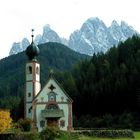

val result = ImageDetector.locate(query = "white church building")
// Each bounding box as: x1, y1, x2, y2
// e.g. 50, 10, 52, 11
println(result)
24, 32, 73, 132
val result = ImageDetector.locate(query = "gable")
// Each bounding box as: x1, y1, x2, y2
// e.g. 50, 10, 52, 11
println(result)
34, 76, 72, 103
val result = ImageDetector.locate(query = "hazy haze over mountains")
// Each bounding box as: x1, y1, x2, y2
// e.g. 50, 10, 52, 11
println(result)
9, 17, 138, 56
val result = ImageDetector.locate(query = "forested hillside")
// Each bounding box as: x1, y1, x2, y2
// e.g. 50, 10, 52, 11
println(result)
0, 42, 88, 119
1, 36, 140, 129
57, 35, 140, 129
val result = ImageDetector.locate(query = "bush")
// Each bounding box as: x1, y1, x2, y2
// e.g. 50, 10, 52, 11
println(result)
74, 129, 134, 138
18, 118, 32, 132
40, 127, 60, 140
0, 132, 40, 140
0, 110, 12, 133
24, 132, 40, 140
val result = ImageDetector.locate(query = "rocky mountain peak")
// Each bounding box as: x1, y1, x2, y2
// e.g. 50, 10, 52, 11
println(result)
68, 17, 138, 55
9, 17, 138, 56
111, 20, 119, 27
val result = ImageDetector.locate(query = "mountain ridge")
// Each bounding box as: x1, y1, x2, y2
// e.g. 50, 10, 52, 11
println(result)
9, 17, 138, 56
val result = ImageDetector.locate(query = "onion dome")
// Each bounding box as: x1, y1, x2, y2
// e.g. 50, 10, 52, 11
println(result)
26, 29, 39, 61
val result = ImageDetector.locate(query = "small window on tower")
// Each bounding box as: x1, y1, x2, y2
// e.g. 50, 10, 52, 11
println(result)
36, 67, 39, 74
28, 108, 31, 113
60, 120, 65, 127
40, 120, 45, 128
28, 106, 32, 113
28, 66, 32, 74
28, 92, 31, 97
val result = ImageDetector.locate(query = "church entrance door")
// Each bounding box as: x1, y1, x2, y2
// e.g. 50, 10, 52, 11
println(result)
47, 118, 59, 127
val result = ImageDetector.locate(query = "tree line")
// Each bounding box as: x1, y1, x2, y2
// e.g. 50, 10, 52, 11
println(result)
1, 36, 140, 129
55, 35, 140, 129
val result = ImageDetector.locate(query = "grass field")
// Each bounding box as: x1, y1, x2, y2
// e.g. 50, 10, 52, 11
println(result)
56, 132, 140, 140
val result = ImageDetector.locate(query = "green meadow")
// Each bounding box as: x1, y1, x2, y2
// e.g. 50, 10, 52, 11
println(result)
56, 132, 140, 140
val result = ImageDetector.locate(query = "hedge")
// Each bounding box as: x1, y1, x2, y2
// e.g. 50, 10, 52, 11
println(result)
0, 132, 40, 140
72, 129, 134, 138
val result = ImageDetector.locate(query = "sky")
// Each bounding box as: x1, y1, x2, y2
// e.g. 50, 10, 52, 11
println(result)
0, 0, 140, 59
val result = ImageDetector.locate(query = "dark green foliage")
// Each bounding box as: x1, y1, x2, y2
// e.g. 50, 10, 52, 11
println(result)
40, 127, 60, 140
7, 132, 40, 140
24, 132, 40, 140
0, 42, 88, 120
19, 132, 40, 140
57, 35, 140, 129
0, 96, 21, 120
17, 118, 33, 132
74, 112, 134, 129
73, 129, 134, 138
1, 35, 140, 129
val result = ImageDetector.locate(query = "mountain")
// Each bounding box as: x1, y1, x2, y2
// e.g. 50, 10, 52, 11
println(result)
9, 17, 138, 56
9, 38, 30, 55
9, 25, 68, 55
35, 24, 62, 44
0, 42, 88, 99
68, 17, 138, 55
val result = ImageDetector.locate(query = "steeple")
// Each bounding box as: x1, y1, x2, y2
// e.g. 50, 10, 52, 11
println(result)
26, 29, 40, 61
25, 29, 41, 123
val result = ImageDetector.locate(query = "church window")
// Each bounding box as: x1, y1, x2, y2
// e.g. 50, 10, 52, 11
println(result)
28, 92, 31, 97
28, 106, 32, 113
28, 66, 32, 74
49, 84, 56, 91
40, 120, 45, 128
36, 66, 39, 74
60, 120, 65, 127
61, 96, 64, 102
28, 108, 31, 113
41, 97, 44, 102
48, 92, 56, 101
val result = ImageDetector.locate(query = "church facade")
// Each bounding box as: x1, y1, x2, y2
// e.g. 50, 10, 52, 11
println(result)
25, 33, 73, 132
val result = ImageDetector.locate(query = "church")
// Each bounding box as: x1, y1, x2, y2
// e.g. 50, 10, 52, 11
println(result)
24, 31, 73, 132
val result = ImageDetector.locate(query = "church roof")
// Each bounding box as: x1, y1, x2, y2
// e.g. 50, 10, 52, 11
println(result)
33, 71, 73, 103
26, 29, 39, 61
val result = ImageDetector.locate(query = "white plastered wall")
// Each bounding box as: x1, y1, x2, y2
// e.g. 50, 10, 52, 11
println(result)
35, 78, 71, 131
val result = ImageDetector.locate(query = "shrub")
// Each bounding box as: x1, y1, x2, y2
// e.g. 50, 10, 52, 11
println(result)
40, 127, 60, 140
0, 110, 12, 133
73, 129, 134, 138
18, 118, 32, 132
24, 132, 40, 140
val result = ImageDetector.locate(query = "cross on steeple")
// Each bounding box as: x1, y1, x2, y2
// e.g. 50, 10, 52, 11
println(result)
31, 29, 34, 42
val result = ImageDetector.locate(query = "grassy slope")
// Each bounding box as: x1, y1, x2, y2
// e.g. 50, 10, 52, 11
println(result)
56, 132, 140, 140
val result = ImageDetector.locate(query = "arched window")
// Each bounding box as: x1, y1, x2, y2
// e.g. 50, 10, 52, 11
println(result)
27, 66, 32, 74
48, 92, 56, 101
36, 66, 39, 74
60, 120, 65, 127
28, 92, 31, 97
40, 120, 45, 128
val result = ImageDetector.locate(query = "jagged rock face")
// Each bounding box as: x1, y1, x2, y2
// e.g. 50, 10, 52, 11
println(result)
41, 24, 61, 43
60, 38, 68, 46
9, 17, 138, 56
9, 42, 21, 55
9, 38, 30, 55
9, 25, 62, 55
68, 17, 137, 55
34, 24, 62, 45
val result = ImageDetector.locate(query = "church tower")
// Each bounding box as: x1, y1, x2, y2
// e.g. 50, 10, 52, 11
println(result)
25, 29, 41, 120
